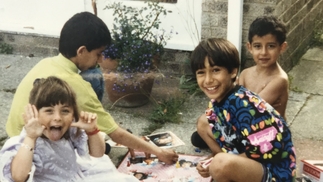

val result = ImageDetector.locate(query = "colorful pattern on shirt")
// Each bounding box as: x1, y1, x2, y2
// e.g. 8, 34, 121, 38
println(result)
206, 85, 296, 181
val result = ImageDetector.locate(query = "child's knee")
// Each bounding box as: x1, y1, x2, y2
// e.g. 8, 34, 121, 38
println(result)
209, 153, 233, 179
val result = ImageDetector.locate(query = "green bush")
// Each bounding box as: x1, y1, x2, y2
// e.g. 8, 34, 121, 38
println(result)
0, 42, 13, 54
311, 21, 323, 47
179, 74, 203, 96
141, 95, 186, 135
149, 96, 186, 124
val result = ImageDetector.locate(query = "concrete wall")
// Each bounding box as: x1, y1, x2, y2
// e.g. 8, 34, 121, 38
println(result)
0, 32, 59, 57
202, 0, 323, 72
0, 0, 201, 52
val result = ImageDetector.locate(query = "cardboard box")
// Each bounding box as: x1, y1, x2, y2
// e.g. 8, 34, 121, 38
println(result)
300, 160, 323, 182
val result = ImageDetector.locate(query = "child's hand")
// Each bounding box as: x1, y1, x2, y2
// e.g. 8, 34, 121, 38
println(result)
23, 104, 45, 139
196, 162, 210, 178
199, 157, 213, 169
157, 148, 178, 165
70, 111, 98, 133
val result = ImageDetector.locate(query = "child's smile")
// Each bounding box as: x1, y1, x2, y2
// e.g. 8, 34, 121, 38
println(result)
38, 103, 74, 141
204, 85, 220, 96
196, 57, 237, 103
247, 34, 286, 68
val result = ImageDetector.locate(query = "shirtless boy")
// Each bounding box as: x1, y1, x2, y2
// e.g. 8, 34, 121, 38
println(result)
238, 15, 289, 119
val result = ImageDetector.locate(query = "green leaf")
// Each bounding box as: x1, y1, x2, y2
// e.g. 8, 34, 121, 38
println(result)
103, 1, 173, 73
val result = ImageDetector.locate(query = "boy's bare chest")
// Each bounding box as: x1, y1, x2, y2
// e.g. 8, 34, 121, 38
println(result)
244, 74, 271, 93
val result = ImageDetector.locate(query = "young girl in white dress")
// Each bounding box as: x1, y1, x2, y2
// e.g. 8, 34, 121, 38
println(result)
0, 76, 139, 182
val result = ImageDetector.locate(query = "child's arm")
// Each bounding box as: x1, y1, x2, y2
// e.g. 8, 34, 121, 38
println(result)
238, 69, 288, 117
256, 76, 289, 119
86, 128, 105, 157
256, 77, 288, 106
237, 69, 246, 86
238, 68, 288, 105
11, 104, 44, 182
108, 128, 178, 164
71, 111, 105, 157
197, 114, 222, 155
11, 137, 36, 182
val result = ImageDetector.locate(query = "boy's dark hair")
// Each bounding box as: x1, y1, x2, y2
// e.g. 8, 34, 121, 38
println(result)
248, 16, 287, 45
59, 12, 111, 59
190, 38, 240, 81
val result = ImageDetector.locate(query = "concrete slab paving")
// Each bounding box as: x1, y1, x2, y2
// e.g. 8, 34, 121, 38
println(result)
293, 139, 323, 166
301, 46, 323, 62
289, 95, 323, 140
286, 46, 323, 177
285, 91, 310, 126
0, 54, 42, 90
0, 91, 13, 145
0, 55, 42, 143
288, 53, 323, 95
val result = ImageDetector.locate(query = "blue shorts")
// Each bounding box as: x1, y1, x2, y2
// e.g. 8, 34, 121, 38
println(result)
80, 66, 104, 102
262, 166, 272, 182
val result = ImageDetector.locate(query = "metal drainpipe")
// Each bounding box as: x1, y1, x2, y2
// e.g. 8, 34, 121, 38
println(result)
227, 0, 243, 72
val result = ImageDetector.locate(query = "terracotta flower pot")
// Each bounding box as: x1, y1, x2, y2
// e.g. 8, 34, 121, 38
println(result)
102, 71, 155, 107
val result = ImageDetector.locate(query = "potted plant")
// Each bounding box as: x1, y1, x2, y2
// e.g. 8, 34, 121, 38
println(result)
101, 1, 173, 107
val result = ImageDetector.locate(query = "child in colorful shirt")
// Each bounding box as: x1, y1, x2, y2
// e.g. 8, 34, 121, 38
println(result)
191, 15, 289, 150
192, 38, 296, 182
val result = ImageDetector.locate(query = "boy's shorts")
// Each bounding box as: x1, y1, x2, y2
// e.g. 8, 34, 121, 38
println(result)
262, 166, 272, 182
262, 165, 296, 182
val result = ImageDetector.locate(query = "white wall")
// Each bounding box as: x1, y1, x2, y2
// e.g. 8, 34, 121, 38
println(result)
0, 0, 201, 51
227, 0, 243, 60
0, 0, 91, 37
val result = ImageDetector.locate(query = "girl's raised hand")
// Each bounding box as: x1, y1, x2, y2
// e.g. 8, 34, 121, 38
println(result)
22, 104, 45, 139
70, 111, 98, 133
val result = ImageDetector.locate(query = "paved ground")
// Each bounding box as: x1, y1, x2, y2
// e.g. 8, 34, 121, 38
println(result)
1, 46, 323, 178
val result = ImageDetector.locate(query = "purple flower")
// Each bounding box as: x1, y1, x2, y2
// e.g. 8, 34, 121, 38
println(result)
103, 1, 173, 74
